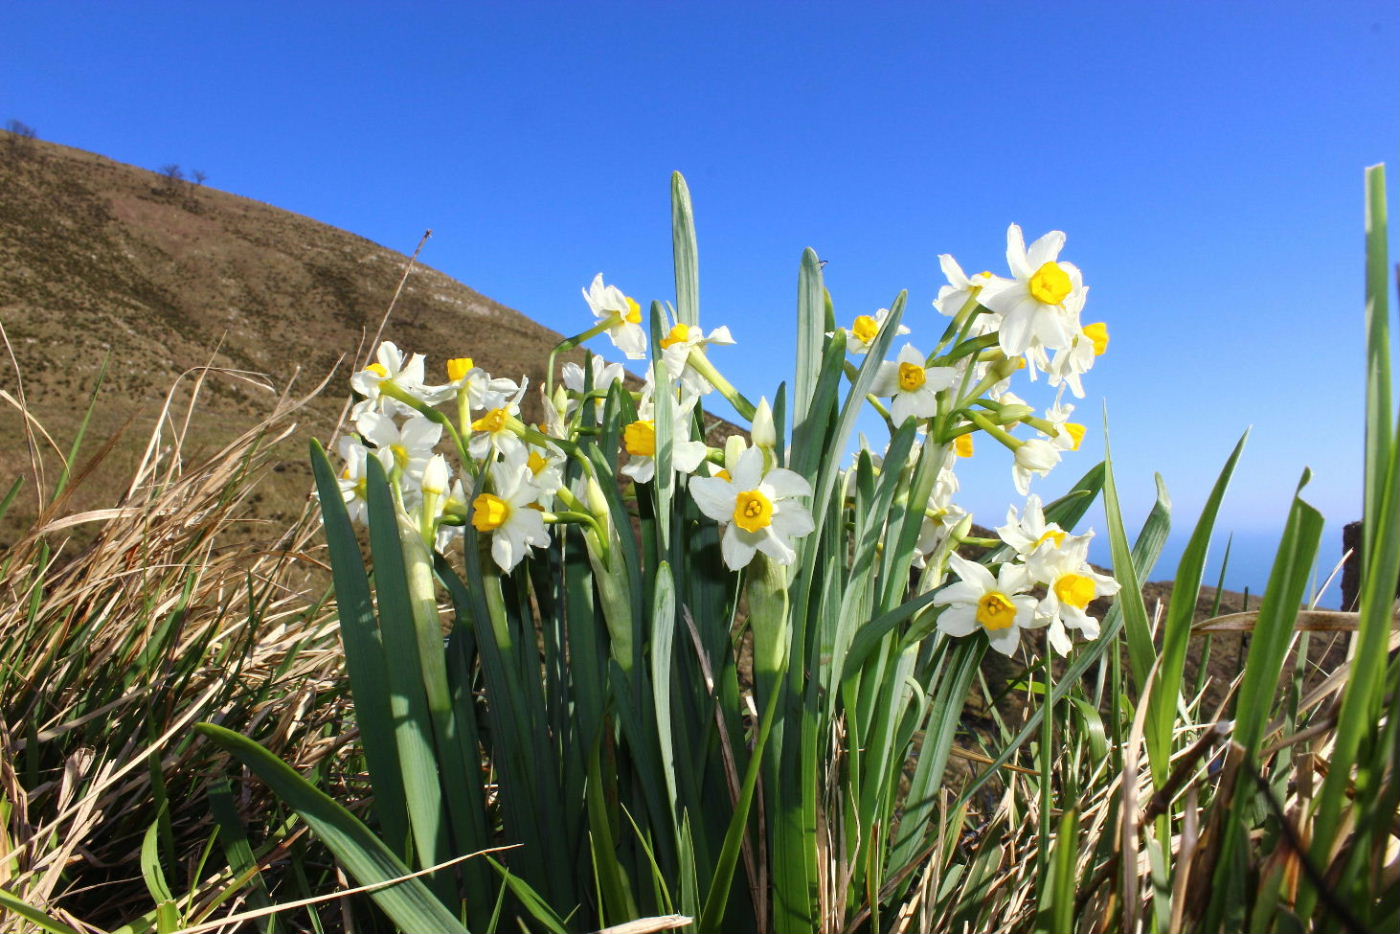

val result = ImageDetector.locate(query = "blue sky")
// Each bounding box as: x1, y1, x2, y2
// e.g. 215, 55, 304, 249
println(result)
6, 1, 1398, 600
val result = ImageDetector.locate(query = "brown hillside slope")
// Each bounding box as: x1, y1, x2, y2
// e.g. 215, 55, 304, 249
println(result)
0, 134, 579, 540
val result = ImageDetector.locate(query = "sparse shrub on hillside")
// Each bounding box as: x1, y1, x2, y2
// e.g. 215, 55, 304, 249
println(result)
3, 119, 38, 160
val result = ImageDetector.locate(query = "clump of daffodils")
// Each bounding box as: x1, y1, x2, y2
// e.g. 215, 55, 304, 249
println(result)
330, 220, 1117, 659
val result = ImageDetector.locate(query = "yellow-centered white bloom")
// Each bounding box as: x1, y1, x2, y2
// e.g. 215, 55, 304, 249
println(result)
621, 390, 709, 484
582, 273, 647, 359
870, 344, 960, 424
1042, 401, 1087, 453
1026, 531, 1119, 654
932, 553, 1038, 656
350, 341, 445, 417
658, 321, 735, 394
470, 445, 551, 572
997, 494, 1067, 558
561, 355, 626, 419
1043, 322, 1107, 399
354, 410, 443, 502
838, 307, 909, 355
978, 224, 1087, 356
468, 378, 529, 461
333, 436, 391, 525
689, 445, 814, 570
933, 255, 1003, 334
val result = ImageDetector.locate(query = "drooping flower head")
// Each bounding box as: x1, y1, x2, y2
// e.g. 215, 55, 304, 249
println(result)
582, 274, 647, 359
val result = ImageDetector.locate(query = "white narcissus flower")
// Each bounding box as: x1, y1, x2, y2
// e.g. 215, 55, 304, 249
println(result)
932, 553, 1038, 656
978, 224, 1087, 356
582, 274, 647, 360
689, 445, 815, 570
933, 255, 1003, 334
621, 390, 709, 484
1042, 401, 1087, 453
350, 341, 446, 417
470, 445, 552, 572
334, 436, 391, 525
468, 378, 529, 461
1044, 321, 1108, 399
355, 410, 443, 502
561, 355, 626, 418
1012, 438, 1061, 495
523, 443, 566, 506
838, 308, 910, 355
658, 322, 735, 394
1026, 532, 1119, 654
997, 494, 1067, 559
870, 344, 960, 424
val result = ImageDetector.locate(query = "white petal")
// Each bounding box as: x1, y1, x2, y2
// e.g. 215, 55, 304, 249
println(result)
938, 604, 980, 637
763, 467, 812, 499
1025, 230, 1066, 269
731, 445, 765, 489
986, 625, 1022, 656
755, 528, 797, 564
947, 552, 995, 591
721, 524, 757, 570
689, 476, 736, 521
770, 504, 814, 539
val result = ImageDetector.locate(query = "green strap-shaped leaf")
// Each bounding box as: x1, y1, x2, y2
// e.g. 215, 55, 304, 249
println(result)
308, 440, 409, 854
672, 172, 700, 328
196, 723, 467, 933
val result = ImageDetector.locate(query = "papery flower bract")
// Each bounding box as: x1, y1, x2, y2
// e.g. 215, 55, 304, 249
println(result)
978, 224, 1087, 356
582, 274, 647, 359
932, 553, 1037, 656
470, 445, 551, 571
870, 344, 960, 424
659, 322, 735, 394
690, 445, 814, 570
1012, 438, 1061, 495
839, 308, 909, 355
1027, 531, 1120, 654
434, 477, 469, 553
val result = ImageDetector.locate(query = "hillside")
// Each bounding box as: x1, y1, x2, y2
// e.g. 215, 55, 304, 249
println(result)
0, 133, 584, 540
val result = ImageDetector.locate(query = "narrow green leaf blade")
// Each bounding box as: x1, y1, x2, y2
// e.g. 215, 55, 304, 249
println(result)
196, 723, 467, 934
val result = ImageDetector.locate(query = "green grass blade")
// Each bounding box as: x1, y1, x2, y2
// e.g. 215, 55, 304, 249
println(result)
52, 351, 109, 502
0, 475, 23, 526
1041, 806, 1080, 934
1101, 415, 1169, 759
308, 440, 410, 853
1148, 430, 1247, 784
1362, 163, 1392, 586
672, 172, 700, 327
196, 723, 468, 934
0, 887, 84, 934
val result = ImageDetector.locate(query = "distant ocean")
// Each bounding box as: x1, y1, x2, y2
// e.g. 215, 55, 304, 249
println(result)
1087, 527, 1353, 611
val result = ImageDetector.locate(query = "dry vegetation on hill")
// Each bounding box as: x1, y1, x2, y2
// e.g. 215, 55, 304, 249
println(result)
0, 133, 580, 547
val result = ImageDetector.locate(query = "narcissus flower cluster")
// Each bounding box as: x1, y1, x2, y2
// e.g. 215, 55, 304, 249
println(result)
329, 222, 1116, 659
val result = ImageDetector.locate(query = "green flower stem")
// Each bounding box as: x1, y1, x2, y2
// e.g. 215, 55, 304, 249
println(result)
967, 409, 1023, 450
547, 321, 615, 397
933, 331, 999, 367
933, 295, 987, 355
685, 349, 757, 421
377, 381, 472, 468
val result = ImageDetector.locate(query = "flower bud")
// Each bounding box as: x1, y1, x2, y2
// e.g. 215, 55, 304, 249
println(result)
998, 404, 1035, 424
751, 397, 776, 450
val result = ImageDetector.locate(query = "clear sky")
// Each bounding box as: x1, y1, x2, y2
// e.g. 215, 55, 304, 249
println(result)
5, 1, 1398, 601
